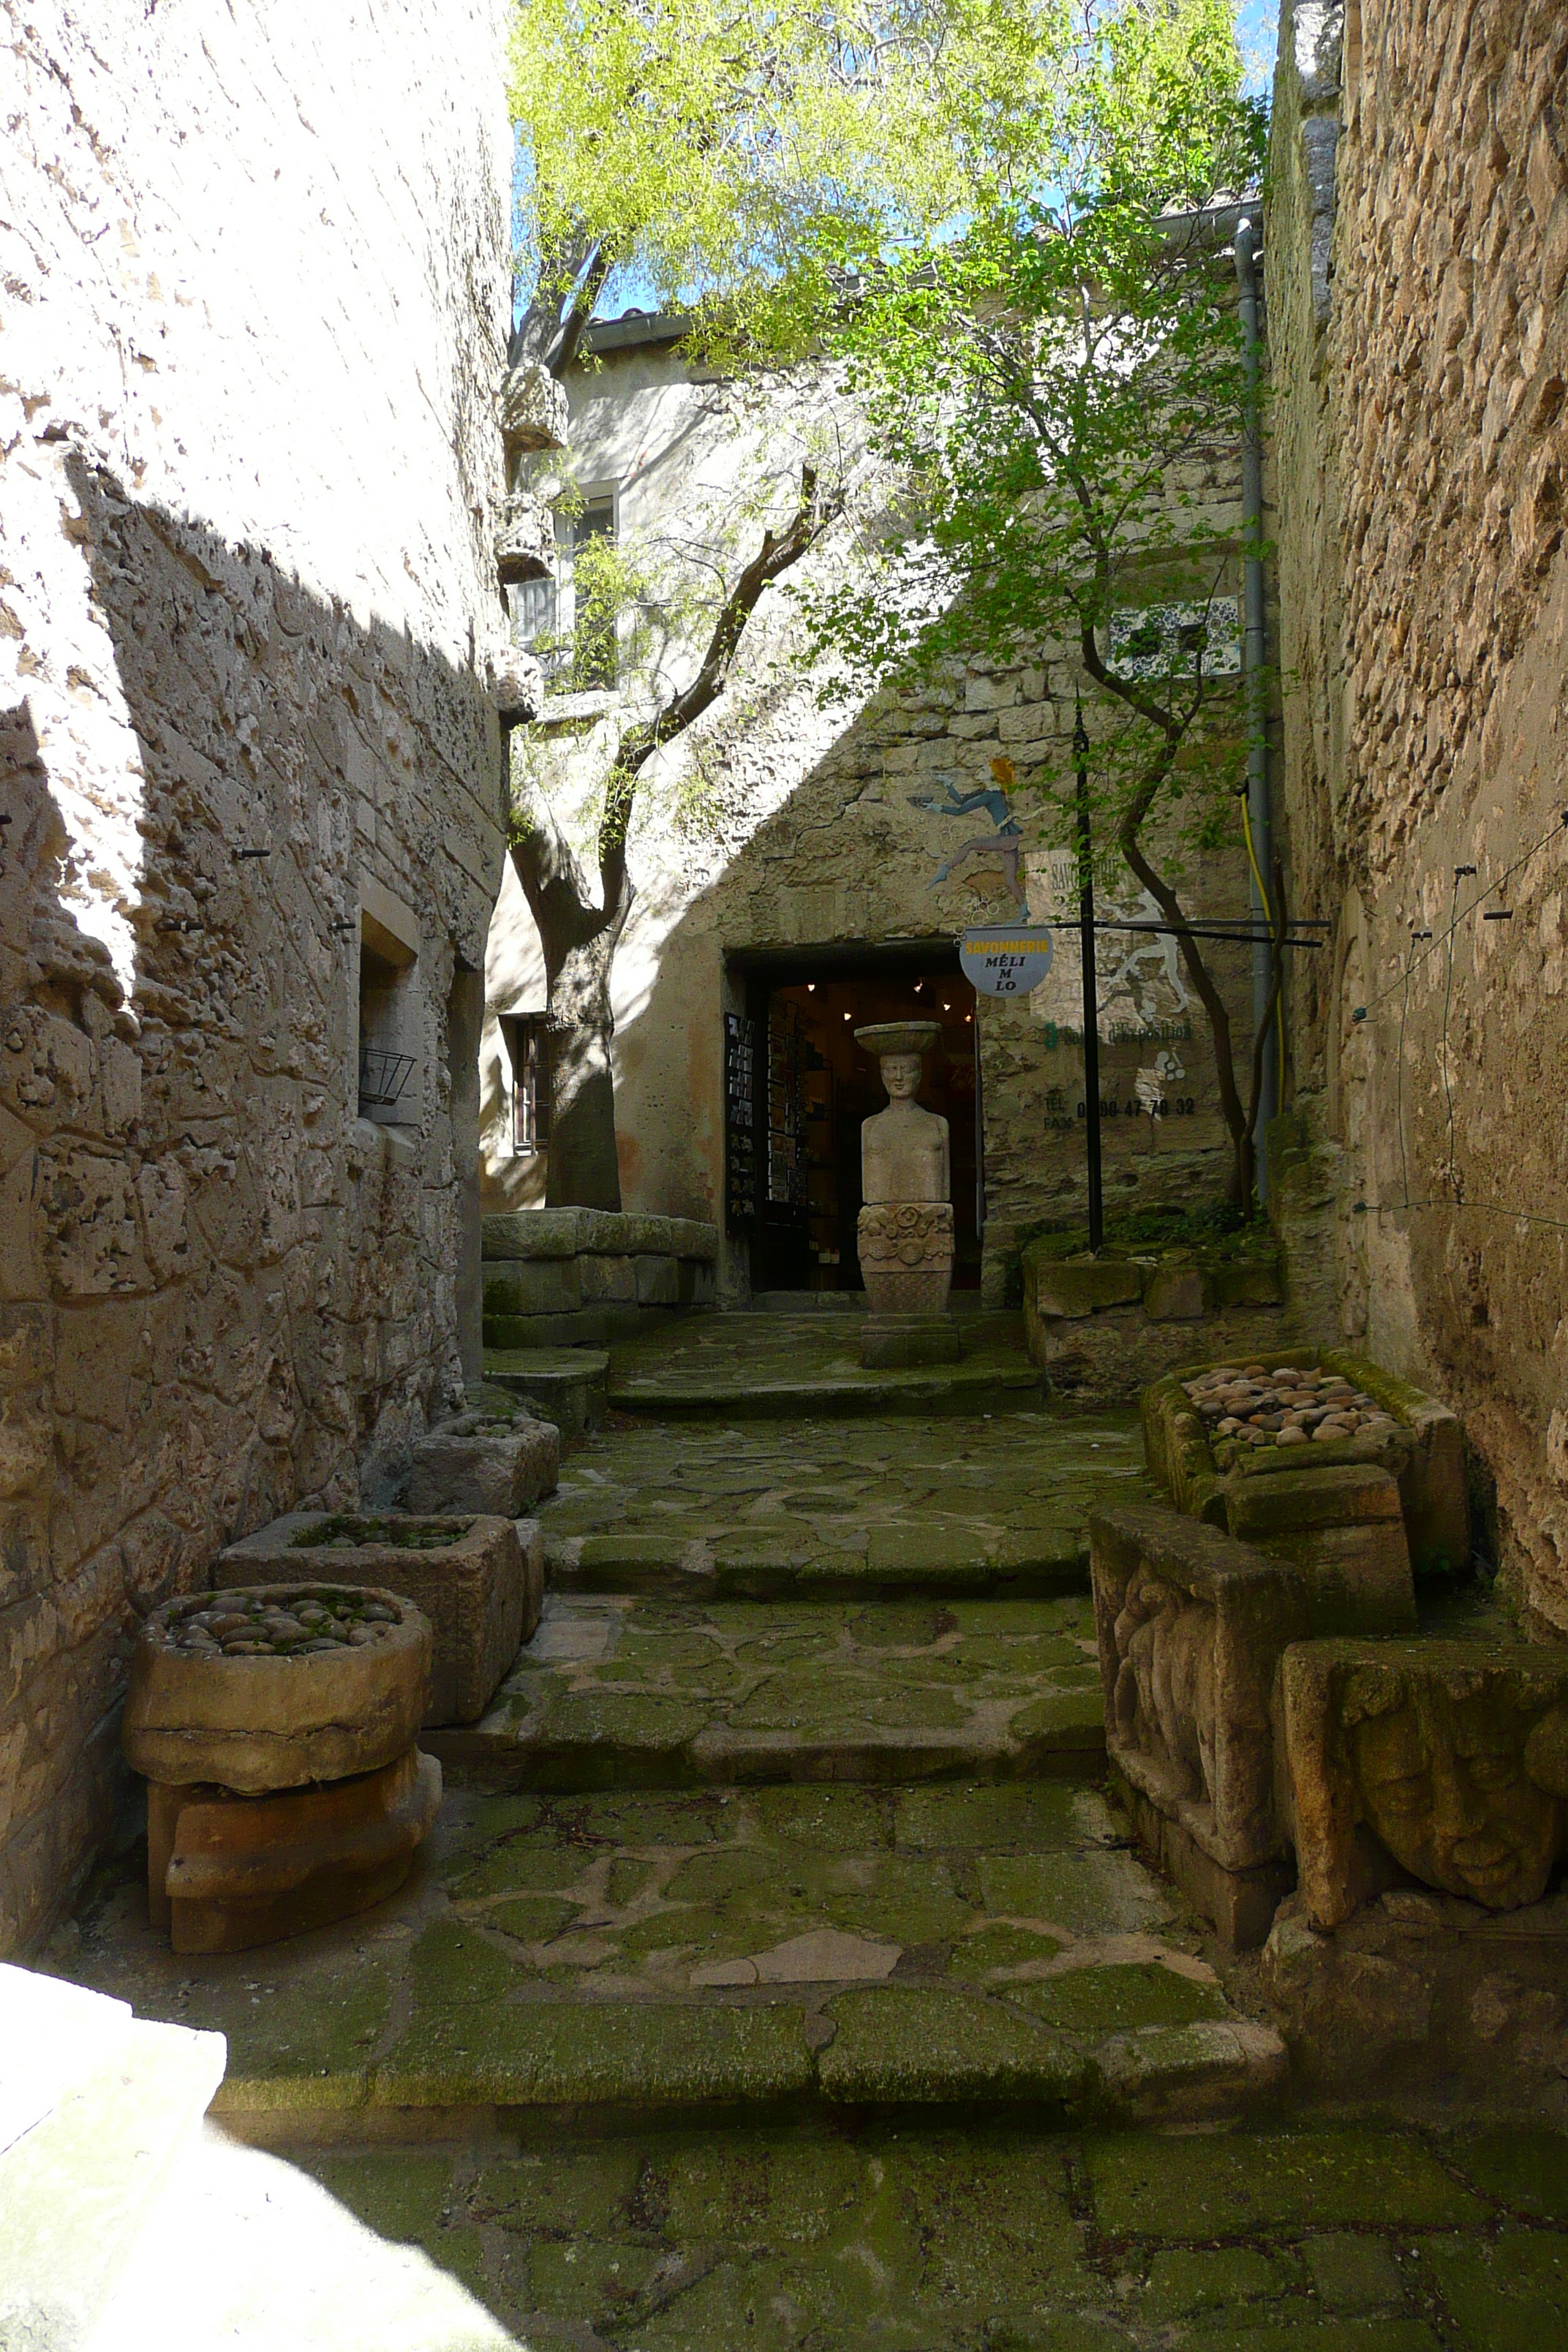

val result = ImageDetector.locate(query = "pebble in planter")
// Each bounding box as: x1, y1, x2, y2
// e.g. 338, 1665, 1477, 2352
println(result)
218, 1512, 541, 1726
124, 1583, 441, 1955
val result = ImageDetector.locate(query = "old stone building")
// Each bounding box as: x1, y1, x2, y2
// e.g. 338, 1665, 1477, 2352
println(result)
0, 1, 516, 1953
482, 309, 1264, 1305
1269, 0, 1568, 1629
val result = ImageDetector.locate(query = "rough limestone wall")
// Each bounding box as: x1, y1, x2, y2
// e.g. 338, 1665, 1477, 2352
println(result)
483, 345, 1259, 1300
0, 0, 510, 1950
1269, 0, 1568, 1624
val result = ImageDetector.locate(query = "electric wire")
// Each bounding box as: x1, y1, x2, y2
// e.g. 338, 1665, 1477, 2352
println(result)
1351, 808, 1568, 1022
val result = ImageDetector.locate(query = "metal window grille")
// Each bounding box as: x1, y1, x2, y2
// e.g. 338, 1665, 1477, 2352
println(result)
510, 1019, 551, 1156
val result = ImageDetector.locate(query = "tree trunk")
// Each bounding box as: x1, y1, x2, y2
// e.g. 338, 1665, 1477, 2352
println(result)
541, 921, 626, 1211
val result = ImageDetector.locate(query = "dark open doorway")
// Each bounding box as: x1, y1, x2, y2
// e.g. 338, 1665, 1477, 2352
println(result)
729, 943, 981, 1294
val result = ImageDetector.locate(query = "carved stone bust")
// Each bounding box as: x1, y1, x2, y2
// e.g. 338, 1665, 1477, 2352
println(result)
1284, 1640, 1568, 1926
861, 1049, 951, 1205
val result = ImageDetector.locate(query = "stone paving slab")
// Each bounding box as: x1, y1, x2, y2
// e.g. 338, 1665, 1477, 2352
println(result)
538, 1409, 1150, 1597
266, 2119, 1567, 2348
426, 1594, 1108, 1786
48, 1782, 1287, 2130
606, 1314, 1045, 1417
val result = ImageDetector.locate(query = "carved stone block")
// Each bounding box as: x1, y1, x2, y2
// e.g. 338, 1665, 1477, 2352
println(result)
1093, 1503, 1313, 1890
1280, 1639, 1568, 1929
856, 1202, 954, 1316
495, 491, 555, 585
500, 359, 570, 458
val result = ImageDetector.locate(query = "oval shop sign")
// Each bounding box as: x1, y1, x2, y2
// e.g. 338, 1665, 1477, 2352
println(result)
959, 925, 1055, 997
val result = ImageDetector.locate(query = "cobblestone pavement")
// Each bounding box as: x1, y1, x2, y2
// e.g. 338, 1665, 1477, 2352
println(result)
291, 2119, 1568, 2348
438, 1594, 1107, 1780
606, 1312, 1044, 1414
537, 1409, 1151, 1589
57, 1774, 1281, 2121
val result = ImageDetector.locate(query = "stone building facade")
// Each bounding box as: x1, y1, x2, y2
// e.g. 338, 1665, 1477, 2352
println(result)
0, 1, 514, 1951
1269, 0, 1568, 1624
483, 317, 1262, 1303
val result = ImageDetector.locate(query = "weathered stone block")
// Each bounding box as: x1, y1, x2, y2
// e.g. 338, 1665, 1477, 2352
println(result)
404, 1407, 559, 1515
635, 1254, 682, 1306
1145, 1264, 1212, 1321
482, 1347, 608, 1436
578, 1252, 637, 1303
148, 1745, 442, 1955
1023, 1249, 1145, 1321
220, 1515, 532, 1726
495, 491, 554, 585
500, 359, 570, 457
1281, 1638, 1568, 1929
483, 1256, 583, 1316
1224, 1461, 1414, 1634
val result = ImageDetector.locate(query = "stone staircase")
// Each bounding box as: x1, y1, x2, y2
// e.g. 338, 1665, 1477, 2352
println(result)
32, 1315, 1313, 2343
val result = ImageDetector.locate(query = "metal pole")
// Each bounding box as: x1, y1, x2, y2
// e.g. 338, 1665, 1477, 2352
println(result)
1235, 216, 1275, 1202
1075, 691, 1104, 1254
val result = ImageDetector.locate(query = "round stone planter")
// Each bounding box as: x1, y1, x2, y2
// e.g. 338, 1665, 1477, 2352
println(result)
124, 1583, 431, 1795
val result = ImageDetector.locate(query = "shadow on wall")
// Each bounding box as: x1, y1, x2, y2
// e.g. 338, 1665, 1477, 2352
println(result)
0, 456, 502, 1955
487, 679, 1251, 1297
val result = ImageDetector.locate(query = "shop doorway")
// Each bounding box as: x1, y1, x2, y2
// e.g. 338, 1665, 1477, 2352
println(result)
728, 944, 981, 1294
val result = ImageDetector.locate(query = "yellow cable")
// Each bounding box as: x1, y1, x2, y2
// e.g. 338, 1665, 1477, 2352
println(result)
1242, 794, 1273, 932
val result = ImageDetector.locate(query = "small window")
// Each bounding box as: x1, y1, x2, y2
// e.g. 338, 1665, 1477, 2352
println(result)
513, 492, 617, 688
505, 1017, 552, 1156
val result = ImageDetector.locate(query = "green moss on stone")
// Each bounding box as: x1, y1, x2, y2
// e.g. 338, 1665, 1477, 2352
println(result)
1013, 1962, 1226, 2035
818, 1986, 1084, 2104
1086, 2130, 1485, 2240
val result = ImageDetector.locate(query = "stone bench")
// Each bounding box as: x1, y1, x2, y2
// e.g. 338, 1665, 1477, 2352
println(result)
482, 1208, 719, 1350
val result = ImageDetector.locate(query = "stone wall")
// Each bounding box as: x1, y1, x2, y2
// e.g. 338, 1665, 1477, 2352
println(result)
1268, 0, 1568, 1625
483, 331, 1262, 1300
0, 0, 513, 1950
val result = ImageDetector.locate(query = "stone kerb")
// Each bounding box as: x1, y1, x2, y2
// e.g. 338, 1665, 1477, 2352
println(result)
1092, 1503, 1311, 1948
1142, 1347, 1467, 1586
1021, 1240, 1288, 1403
219, 1515, 540, 1727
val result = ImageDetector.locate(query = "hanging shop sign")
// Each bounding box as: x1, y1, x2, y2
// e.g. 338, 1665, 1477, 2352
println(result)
959, 925, 1055, 997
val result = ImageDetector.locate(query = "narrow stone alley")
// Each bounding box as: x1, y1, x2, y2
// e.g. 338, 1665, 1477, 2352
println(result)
44, 1315, 1568, 2347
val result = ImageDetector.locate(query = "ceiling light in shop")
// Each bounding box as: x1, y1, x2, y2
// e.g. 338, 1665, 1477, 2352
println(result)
807, 982, 815, 992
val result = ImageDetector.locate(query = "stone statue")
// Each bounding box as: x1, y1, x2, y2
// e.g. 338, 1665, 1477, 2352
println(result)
1282, 1639, 1568, 1926
853, 1020, 960, 1365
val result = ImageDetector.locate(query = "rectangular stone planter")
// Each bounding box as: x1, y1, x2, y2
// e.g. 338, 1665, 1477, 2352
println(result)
219, 1514, 543, 1726
1142, 1346, 1468, 1583
403, 1405, 559, 1515
1022, 1240, 1289, 1405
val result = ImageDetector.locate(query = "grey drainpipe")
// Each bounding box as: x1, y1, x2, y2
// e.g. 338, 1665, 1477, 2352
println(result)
1235, 214, 1275, 1202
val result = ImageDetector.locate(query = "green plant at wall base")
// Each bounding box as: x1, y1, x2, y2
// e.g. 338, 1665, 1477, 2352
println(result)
794, 0, 1278, 1212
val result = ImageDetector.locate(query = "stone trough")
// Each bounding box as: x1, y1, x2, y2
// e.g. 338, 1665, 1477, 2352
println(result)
124, 1583, 442, 1955
219, 1512, 543, 1727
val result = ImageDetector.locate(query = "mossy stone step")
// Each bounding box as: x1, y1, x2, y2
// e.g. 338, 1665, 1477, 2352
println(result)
483, 1348, 608, 1435
425, 1594, 1107, 1787
533, 1406, 1152, 1605
605, 1315, 1043, 1420
57, 1783, 1283, 2135
277, 2119, 1542, 2351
